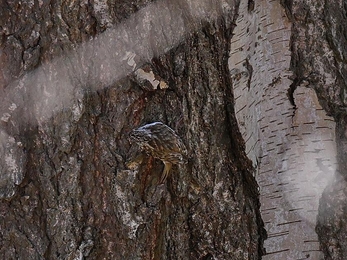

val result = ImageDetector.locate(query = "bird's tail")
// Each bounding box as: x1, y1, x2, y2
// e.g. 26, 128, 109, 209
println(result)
160, 161, 172, 183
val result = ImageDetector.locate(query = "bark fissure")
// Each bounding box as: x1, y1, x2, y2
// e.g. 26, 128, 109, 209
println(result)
3, 0, 260, 258
4, 0, 347, 258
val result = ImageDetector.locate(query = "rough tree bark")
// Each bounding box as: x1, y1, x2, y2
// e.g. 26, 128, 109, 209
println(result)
0, 0, 264, 259
1, 0, 347, 260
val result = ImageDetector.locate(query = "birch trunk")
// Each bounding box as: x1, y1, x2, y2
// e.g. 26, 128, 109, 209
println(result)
229, 0, 347, 259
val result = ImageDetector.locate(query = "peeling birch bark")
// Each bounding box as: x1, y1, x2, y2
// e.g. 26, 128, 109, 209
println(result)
229, 0, 336, 259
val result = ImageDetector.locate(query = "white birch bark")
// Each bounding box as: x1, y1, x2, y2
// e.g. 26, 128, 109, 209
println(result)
229, 0, 336, 259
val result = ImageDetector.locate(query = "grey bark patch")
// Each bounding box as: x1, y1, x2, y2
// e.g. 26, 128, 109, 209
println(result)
0, 130, 26, 199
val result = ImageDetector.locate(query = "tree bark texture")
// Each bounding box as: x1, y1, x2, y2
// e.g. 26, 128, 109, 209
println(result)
284, 1, 347, 259
1, 0, 347, 259
0, 0, 265, 259
228, 0, 347, 259
229, 0, 336, 259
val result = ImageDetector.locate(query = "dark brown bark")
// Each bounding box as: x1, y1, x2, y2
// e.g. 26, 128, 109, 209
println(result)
0, 1, 265, 259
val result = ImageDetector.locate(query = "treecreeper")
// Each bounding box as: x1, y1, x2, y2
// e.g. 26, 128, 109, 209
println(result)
130, 122, 187, 183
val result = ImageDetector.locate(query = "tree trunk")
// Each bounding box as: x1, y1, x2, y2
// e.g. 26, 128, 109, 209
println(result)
231, 0, 347, 259
0, 1, 264, 259
1, 0, 347, 259
230, 0, 347, 259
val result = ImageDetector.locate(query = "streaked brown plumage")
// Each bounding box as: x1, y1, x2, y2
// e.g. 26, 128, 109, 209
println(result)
130, 122, 186, 183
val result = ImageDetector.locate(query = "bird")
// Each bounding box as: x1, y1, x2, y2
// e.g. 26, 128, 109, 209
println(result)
130, 122, 187, 183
